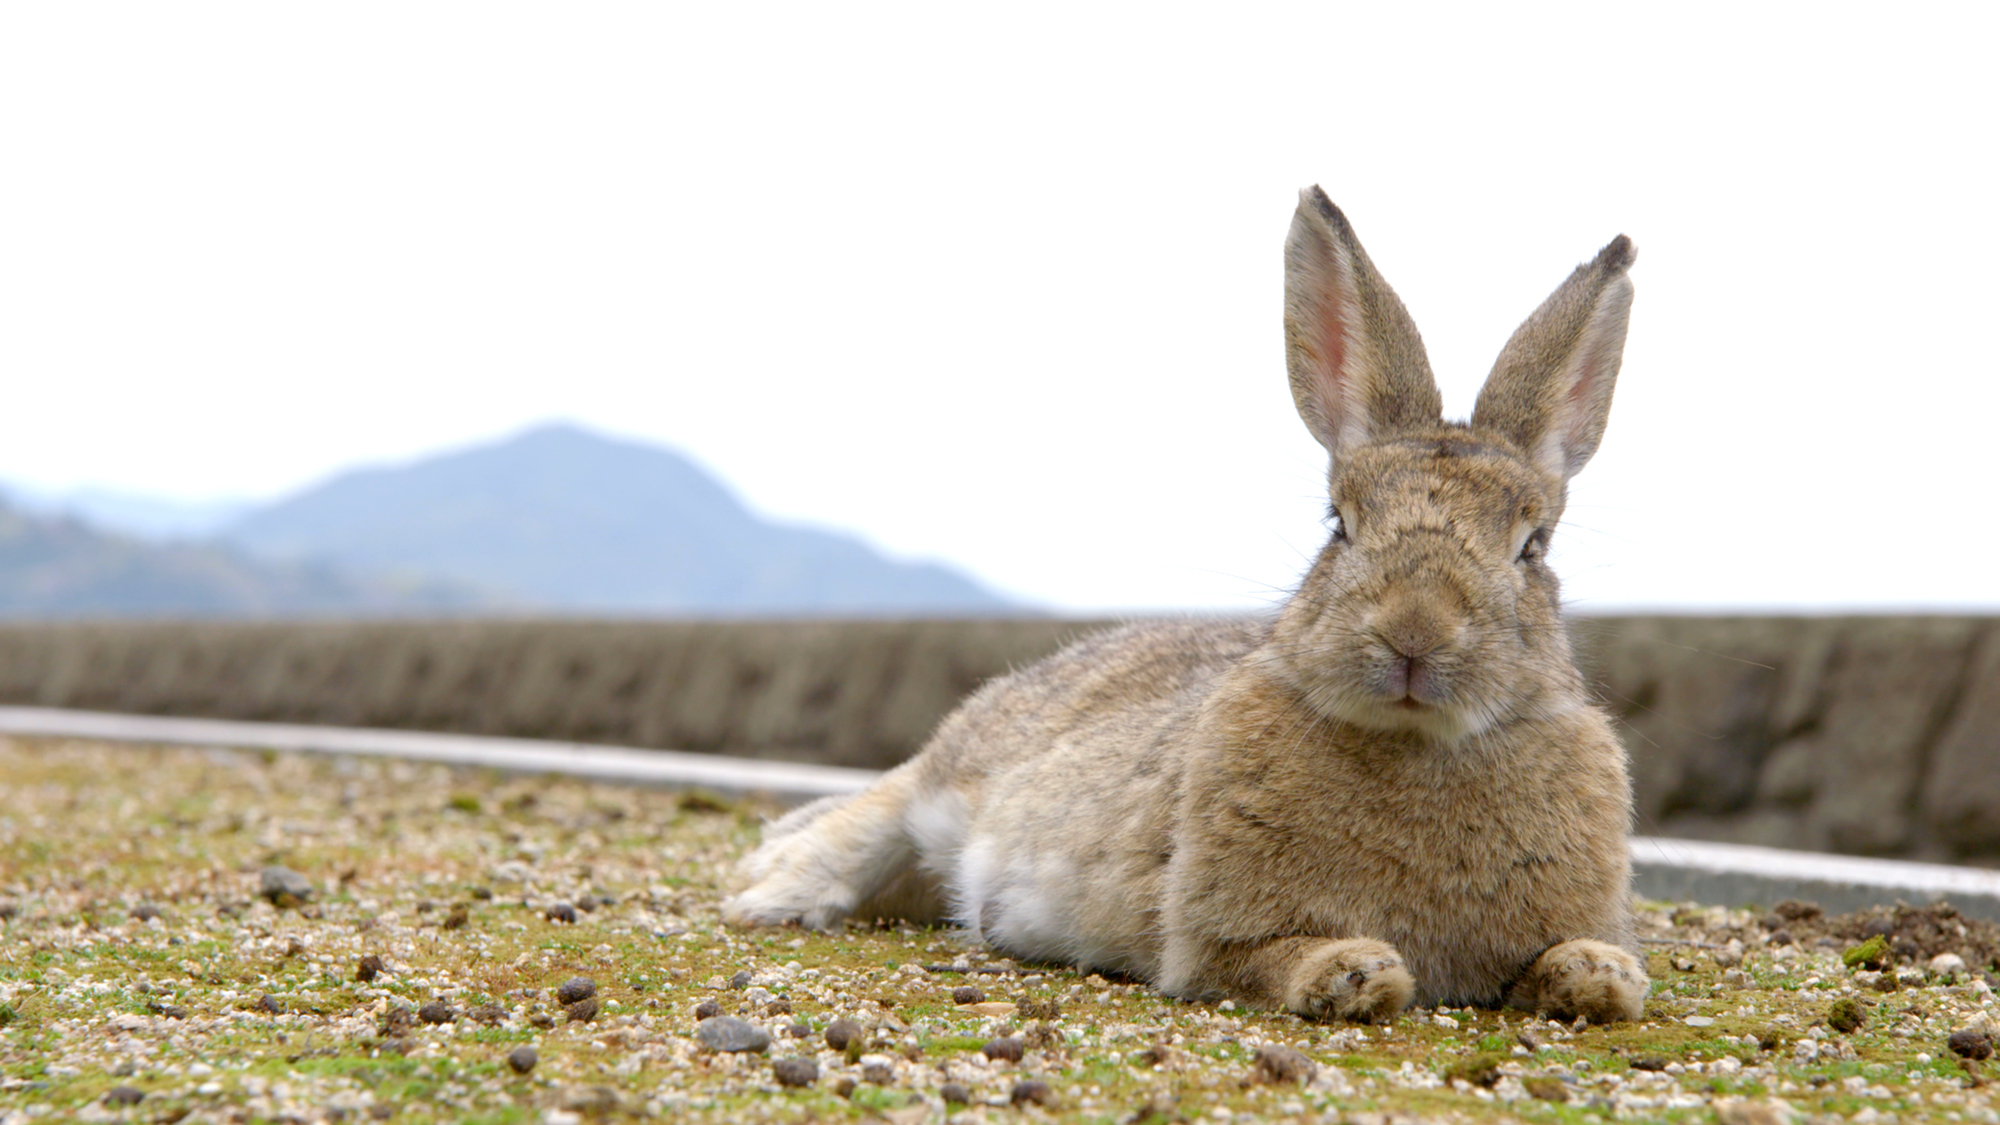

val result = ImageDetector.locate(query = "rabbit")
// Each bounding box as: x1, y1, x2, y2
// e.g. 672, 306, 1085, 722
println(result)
723, 186, 1649, 1024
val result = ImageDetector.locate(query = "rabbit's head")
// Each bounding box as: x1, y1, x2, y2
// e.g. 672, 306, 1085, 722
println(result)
1265, 187, 1634, 744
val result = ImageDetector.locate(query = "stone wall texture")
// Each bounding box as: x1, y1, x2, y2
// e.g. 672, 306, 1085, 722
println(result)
0, 616, 1994, 864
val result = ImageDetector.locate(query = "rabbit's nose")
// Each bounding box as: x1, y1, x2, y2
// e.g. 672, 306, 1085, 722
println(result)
1371, 607, 1457, 663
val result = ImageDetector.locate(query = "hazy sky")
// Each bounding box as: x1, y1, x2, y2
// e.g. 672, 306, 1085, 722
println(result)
3, 4, 1995, 613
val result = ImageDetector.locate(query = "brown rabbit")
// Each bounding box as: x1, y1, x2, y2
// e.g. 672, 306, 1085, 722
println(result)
724, 186, 1648, 1024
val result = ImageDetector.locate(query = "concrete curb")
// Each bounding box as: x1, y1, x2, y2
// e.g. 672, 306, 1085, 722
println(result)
0, 705, 878, 802
5, 705, 1998, 921
1630, 836, 2000, 922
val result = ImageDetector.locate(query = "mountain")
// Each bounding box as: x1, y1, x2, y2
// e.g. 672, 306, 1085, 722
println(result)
4, 487, 257, 541
0, 501, 484, 617
0, 486, 258, 544
220, 424, 1013, 614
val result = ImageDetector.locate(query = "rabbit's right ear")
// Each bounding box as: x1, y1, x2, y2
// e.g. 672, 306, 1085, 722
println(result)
1285, 187, 1443, 462
1471, 237, 1636, 484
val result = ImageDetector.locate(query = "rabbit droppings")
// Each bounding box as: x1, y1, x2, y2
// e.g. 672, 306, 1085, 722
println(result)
724, 187, 1649, 1025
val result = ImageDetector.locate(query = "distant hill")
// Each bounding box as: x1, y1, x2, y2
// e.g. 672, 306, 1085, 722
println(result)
0, 501, 484, 617
1, 486, 254, 541
220, 424, 1013, 614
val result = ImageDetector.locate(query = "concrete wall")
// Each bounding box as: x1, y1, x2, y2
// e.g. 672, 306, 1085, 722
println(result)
0, 616, 1994, 864
1575, 616, 2000, 866
0, 619, 1110, 771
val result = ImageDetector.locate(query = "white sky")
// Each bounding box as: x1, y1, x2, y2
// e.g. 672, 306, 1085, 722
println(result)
2, 3, 1996, 613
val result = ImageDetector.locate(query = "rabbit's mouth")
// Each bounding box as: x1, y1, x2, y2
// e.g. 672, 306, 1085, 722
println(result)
1384, 654, 1448, 708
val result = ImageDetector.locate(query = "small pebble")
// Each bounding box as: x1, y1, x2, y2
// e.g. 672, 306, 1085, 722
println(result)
442, 903, 469, 930
1016, 997, 1060, 1020
940, 1082, 970, 1105
785, 1022, 811, 1039
355, 954, 385, 983
729, 969, 754, 989
259, 865, 314, 905
418, 1000, 455, 1025
824, 1018, 864, 1051
1524, 1076, 1567, 1101
764, 998, 792, 1016
1949, 1029, 1994, 1061
694, 999, 722, 1020
545, 902, 578, 924
556, 977, 597, 1005
831, 1076, 857, 1098
696, 1014, 772, 1053
561, 1087, 620, 1115
506, 1046, 538, 1074
131, 903, 162, 922
1930, 952, 1968, 975
257, 994, 284, 1014
1010, 1080, 1055, 1107
952, 985, 986, 1005
1251, 1044, 1316, 1085
982, 1036, 1024, 1063
564, 997, 600, 1023
104, 1086, 145, 1106
860, 1054, 896, 1084
772, 1057, 818, 1087
1631, 1056, 1669, 1071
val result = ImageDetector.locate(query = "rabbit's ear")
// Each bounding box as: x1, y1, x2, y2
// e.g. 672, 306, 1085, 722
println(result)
1472, 237, 1636, 482
1285, 187, 1443, 460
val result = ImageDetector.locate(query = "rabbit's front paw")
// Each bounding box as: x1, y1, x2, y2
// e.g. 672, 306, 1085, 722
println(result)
1509, 939, 1648, 1024
1283, 938, 1415, 1022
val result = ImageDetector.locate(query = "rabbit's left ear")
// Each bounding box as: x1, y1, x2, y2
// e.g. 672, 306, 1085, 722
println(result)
1472, 237, 1636, 482
1285, 187, 1443, 463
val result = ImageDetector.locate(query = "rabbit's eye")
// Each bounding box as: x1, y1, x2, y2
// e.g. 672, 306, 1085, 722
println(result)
1327, 506, 1349, 544
1517, 528, 1551, 564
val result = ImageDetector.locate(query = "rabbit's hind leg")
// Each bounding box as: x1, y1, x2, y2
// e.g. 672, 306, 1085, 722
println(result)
722, 765, 957, 932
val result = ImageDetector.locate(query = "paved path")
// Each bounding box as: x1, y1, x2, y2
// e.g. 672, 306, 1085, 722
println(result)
4, 705, 1997, 921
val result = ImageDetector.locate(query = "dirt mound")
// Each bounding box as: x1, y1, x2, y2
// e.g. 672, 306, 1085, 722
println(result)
1754, 900, 2000, 972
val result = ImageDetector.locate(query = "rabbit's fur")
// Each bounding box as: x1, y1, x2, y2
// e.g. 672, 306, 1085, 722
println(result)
724, 187, 1649, 1023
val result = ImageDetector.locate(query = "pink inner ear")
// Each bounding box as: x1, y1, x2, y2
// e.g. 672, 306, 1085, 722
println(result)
1306, 261, 1351, 445
1314, 264, 1349, 388
1558, 328, 1614, 473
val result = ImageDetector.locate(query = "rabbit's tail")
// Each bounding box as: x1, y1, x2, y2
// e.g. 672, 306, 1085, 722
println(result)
722, 761, 955, 930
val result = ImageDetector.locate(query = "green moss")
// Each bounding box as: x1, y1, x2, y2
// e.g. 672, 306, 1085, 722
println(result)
1842, 935, 1889, 968
1827, 996, 1867, 1033
1441, 1052, 1505, 1086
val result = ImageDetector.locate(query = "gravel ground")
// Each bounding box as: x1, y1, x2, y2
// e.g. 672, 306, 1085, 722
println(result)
2, 735, 1998, 1125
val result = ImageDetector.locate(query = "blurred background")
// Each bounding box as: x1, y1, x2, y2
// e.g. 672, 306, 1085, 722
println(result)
0, 4, 1995, 863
